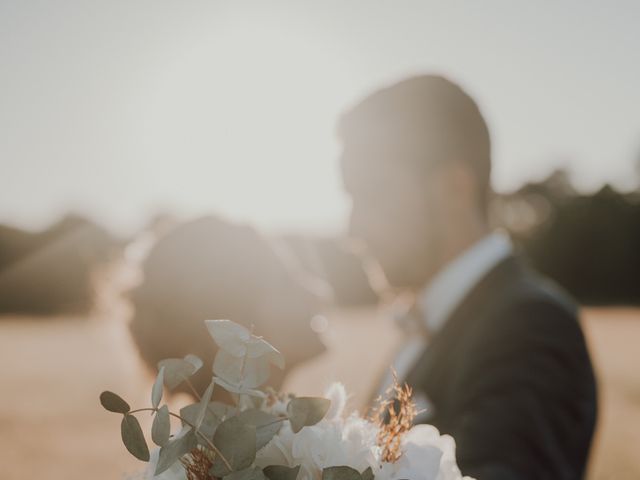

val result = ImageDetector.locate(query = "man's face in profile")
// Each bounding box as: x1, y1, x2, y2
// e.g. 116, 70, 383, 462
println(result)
340, 137, 443, 289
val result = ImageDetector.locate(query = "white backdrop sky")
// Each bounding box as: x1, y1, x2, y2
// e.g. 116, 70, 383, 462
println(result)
1, 1, 639, 235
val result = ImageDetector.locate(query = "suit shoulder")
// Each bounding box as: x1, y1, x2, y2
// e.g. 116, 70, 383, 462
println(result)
521, 272, 576, 316
498, 257, 577, 314
487, 263, 582, 340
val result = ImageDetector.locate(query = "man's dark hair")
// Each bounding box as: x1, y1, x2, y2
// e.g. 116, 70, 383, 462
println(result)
337, 75, 492, 210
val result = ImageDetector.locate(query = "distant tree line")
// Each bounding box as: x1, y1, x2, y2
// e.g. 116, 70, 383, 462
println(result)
0, 215, 120, 315
496, 170, 640, 305
2, 169, 639, 317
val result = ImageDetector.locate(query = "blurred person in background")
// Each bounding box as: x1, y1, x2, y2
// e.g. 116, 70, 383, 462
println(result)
338, 75, 597, 480
128, 215, 325, 398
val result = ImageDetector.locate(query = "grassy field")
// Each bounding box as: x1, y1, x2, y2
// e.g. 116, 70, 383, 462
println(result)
0, 306, 638, 479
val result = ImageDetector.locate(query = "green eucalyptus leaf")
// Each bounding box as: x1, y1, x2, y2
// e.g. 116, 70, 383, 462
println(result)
152, 405, 170, 447
242, 356, 272, 389
180, 401, 235, 425
214, 349, 272, 388
180, 401, 235, 445
121, 414, 150, 461
322, 466, 362, 480
185, 354, 203, 372
361, 467, 374, 480
205, 319, 251, 357
100, 391, 130, 414
237, 409, 283, 450
213, 349, 244, 385
264, 465, 301, 480
224, 466, 268, 480
155, 429, 198, 475
195, 381, 215, 430
205, 320, 284, 370
151, 366, 165, 409
213, 376, 266, 398
210, 416, 257, 476
157, 357, 197, 389
286, 397, 331, 433
245, 339, 285, 369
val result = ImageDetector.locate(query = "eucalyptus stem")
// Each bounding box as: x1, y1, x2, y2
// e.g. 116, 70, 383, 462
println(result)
184, 378, 202, 401
128, 407, 233, 472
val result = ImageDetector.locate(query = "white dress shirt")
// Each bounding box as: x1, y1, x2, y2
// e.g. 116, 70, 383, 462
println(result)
376, 231, 513, 403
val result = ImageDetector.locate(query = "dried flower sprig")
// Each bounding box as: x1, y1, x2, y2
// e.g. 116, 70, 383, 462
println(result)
371, 371, 418, 463
182, 447, 215, 480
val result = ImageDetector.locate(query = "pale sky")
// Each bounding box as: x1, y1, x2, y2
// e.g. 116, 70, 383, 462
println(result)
2, 1, 639, 236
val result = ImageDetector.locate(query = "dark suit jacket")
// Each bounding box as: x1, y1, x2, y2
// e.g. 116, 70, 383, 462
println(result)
404, 255, 597, 480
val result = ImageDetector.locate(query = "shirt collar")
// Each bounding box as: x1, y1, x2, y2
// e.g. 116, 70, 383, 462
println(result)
419, 231, 513, 334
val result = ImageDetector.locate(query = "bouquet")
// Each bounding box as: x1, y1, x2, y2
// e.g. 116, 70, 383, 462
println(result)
100, 320, 473, 480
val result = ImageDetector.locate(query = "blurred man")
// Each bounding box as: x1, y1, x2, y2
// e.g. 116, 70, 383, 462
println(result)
338, 75, 597, 479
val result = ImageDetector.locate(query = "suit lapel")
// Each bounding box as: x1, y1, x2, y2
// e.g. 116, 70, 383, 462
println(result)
404, 255, 522, 421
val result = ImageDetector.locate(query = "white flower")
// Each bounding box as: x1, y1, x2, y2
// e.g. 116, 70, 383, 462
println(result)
375, 424, 471, 480
323, 383, 348, 421
256, 384, 378, 480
